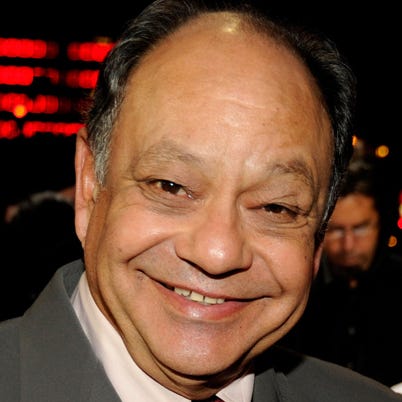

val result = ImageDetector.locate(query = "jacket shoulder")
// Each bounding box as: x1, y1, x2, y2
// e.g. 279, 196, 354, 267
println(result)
256, 346, 402, 401
0, 317, 22, 401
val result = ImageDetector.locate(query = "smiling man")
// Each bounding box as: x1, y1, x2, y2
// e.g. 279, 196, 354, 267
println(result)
1, 0, 401, 401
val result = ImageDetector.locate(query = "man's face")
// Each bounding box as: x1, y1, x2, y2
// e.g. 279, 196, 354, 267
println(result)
75, 14, 332, 393
323, 193, 380, 273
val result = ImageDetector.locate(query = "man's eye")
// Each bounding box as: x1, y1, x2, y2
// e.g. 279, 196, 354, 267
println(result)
264, 204, 283, 213
151, 180, 186, 196
263, 203, 298, 221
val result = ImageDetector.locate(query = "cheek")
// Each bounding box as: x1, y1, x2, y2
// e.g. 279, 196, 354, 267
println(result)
261, 237, 316, 294
274, 244, 317, 322
288, 253, 316, 303
92, 203, 173, 265
250, 238, 317, 347
281, 253, 314, 293
83, 200, 173, 311
253, 237, 316, 325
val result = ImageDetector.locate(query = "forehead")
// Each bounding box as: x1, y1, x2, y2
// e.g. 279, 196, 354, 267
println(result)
330, 194, 378, 224
126, 11, 329, 137
135, 12, 320, 101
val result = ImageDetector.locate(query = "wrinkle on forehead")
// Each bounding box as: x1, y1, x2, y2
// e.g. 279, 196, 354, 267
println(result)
131, 139, 206, 171
269, 159, 315, 188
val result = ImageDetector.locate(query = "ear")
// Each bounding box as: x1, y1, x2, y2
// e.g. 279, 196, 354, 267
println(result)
312, 242, 324, 278
74, 127, 99, 246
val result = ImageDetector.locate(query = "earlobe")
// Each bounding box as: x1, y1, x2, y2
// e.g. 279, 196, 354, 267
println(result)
74, 127, 98, 245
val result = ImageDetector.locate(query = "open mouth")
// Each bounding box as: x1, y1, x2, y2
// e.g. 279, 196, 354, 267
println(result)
173, 286, 225, 305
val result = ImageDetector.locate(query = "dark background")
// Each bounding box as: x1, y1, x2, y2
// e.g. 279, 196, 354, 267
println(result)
0, 1, 400, 213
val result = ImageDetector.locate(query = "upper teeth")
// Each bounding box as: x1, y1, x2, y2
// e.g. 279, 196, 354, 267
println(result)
174, 287, 225, 305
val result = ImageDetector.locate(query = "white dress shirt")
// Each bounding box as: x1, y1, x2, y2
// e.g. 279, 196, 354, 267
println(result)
71, 272, 254, 402
392, 382, 402, 394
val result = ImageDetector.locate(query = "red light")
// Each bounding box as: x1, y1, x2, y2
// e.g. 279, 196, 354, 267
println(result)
0, 120, 19, 139
0, 93, 30, 111
33, 67, 60, 84
0, 38, 59, 58
65, 69, 99, 88
33, 94, 59, 114
0, 66, 34, 85
0, 93, 76, 115
22, 121, 83, 137
0, 66, 62, 86
67, 41, 114, 62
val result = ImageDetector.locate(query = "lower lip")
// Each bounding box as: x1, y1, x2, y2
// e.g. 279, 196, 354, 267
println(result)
154, 281, 250, 321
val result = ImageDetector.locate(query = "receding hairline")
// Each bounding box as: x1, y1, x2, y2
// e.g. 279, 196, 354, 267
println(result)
129, 9, 318, 100
147, 9, 300, 60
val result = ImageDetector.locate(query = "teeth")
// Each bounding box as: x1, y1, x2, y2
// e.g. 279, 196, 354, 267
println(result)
174, 287, 225, 305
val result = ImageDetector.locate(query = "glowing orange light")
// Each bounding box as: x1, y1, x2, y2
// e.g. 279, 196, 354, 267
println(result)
13, 103, 28, 118
388, 235, 398, 248
375, 144, 389, 158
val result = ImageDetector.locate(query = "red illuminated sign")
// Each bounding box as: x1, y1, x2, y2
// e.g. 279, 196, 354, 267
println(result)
0, 36, 113, 139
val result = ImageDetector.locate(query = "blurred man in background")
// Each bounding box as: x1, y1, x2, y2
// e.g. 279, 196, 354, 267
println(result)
282, 154, 402, 387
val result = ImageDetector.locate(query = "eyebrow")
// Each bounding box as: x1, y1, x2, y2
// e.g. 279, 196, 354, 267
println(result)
135, 139, 205, 169
270, 159, 315, 189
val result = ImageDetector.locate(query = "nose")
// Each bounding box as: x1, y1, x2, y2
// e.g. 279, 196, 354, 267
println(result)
175, 203, 252, 275
340, 230, 356, 251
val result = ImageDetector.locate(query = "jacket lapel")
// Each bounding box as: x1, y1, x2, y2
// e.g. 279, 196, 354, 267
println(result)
19, 261, 121, 402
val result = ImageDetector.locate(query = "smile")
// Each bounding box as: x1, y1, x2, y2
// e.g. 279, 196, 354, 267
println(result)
174, 287, 225, 305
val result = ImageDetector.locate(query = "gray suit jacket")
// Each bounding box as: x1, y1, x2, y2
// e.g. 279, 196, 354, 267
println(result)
0, 260, 401, 401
